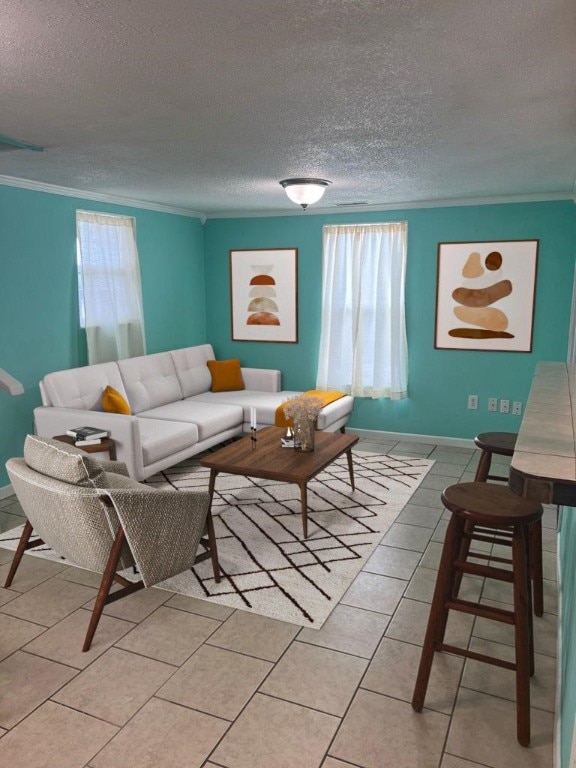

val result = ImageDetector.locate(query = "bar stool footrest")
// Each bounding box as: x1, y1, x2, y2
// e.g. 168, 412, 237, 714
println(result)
445, 597, 515, 624
486, 474, 509, 483
454, 559, 515, 582
466, 550, 513, 568
438, 642, 517, 671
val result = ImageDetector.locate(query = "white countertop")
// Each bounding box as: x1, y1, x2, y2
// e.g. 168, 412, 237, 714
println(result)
510, 361, 576, 503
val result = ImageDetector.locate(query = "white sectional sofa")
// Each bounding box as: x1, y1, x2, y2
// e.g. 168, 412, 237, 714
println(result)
34, 344, 354, 480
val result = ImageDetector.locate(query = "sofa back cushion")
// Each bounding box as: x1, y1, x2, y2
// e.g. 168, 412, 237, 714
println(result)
24, 434, 105, 487
117, 351, 183, 413
42, 362, 129, 410
170, 344, 215, 398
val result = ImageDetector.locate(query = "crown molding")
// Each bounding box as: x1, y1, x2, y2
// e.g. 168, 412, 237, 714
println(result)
0, 173, 572, 220
205, 191, 575, 219
0, 175, 204, 219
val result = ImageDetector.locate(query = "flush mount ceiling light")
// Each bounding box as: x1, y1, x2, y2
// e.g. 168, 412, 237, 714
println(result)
279, 178, 331, 210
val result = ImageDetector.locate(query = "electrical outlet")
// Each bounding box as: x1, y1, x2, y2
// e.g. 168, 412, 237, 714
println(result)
488, 397, 498, 412
512, 401, 522, 416
500, 399, 510, 413
467, 394, 478, 410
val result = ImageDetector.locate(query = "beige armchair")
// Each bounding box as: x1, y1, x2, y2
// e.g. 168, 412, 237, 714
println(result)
5, 435, 219, 651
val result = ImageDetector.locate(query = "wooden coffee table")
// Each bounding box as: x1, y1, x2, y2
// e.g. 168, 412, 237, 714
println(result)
201, 426, 359, 538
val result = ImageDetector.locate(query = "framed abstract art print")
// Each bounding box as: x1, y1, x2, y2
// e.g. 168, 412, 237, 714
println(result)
230, 248, 298, 342
434, 240, 538, 352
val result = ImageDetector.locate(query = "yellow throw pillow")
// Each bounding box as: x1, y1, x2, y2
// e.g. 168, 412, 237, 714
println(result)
207, 359, 245, 392
102, 385, 132, 415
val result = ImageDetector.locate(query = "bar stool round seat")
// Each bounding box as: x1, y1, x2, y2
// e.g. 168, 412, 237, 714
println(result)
474, 432, 517, 483
412, 481, 542, 747
443, 482, 541, 527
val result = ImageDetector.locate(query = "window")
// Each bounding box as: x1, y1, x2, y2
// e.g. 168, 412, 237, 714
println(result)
76, 211, 146, 364
316, 222, 408, 399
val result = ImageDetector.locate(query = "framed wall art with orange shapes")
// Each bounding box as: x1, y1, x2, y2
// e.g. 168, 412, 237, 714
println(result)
434, 240, 538, 352
230, 248, 298, 342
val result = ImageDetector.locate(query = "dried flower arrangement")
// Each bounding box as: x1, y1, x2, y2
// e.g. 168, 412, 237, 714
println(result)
281, 393, 323, 423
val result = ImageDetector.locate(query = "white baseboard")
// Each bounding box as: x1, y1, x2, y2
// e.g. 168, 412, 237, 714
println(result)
0, 483, 14, 501
347, 427, 475, 450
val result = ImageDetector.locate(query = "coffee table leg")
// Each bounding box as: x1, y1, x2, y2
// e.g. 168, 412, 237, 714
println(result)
299, 483, 308, 539
346, 449, 355, 490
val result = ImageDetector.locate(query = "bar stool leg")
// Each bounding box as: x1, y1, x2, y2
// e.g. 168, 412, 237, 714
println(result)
530, 522, 544, 617
474, 449, 492, 483
522, 525, 535, 677
452, 519, 477, 599
512, 526, 532, 747
412, 514, 464, 712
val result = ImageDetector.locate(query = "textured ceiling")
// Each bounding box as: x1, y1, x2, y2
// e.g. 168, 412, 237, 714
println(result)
1, 0, 575, 216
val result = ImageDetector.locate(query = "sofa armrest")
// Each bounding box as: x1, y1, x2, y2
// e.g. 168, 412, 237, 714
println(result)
241, 368, 281, 392
33, 406, 144, 480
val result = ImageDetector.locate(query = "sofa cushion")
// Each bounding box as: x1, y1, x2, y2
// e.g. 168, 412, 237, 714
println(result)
191, 391, 300, 425
170, 345, 215, 398
43, 362, 129, 410
138, 401, 243, 441
117, 352, 183, 413
191, 390, 354, 430
207, 359, 245, 392
102, 385, 132, 415
23, 435, 105, 487
137, 418, 199, 466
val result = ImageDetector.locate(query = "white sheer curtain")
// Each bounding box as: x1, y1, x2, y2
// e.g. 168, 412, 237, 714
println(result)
316, 222, 408, 399
76, 211, 146, 365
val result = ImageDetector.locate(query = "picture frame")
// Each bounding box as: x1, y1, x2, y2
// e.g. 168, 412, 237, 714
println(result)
230, 248, 298, 343
434, 240, 538, 352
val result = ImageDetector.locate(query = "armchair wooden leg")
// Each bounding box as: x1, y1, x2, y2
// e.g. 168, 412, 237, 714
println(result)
4, 520, 45, 588
83, 526, 125, 652
83, 526, 144, 652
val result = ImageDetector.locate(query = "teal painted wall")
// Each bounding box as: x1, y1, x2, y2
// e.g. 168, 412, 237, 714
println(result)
0, 184, 206, 486
204, 201, 576, 438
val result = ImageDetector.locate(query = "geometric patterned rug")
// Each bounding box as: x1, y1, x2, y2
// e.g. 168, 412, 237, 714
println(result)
143, 449, 433, 627
0, 450, 433, 629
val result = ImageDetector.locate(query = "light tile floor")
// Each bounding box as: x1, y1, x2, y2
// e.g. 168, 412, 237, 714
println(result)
0, 437, 557, 768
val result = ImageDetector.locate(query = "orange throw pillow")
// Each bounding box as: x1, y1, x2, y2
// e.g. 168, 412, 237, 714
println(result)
102, 385, 132, 415
207, 359, 245, 393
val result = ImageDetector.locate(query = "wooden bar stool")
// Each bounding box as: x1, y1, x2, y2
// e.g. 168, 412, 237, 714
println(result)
412, 482, 542, 747
474, 431, 517, 483
472, 431, 544, 616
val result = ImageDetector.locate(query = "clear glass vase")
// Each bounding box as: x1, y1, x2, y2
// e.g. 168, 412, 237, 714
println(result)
293, 415, 315, 452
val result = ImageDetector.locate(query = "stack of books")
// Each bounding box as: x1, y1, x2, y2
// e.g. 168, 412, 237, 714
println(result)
66, 426, 109, 447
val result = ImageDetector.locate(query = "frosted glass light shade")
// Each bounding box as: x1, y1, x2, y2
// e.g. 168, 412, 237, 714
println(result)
279, 178, 331, 210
